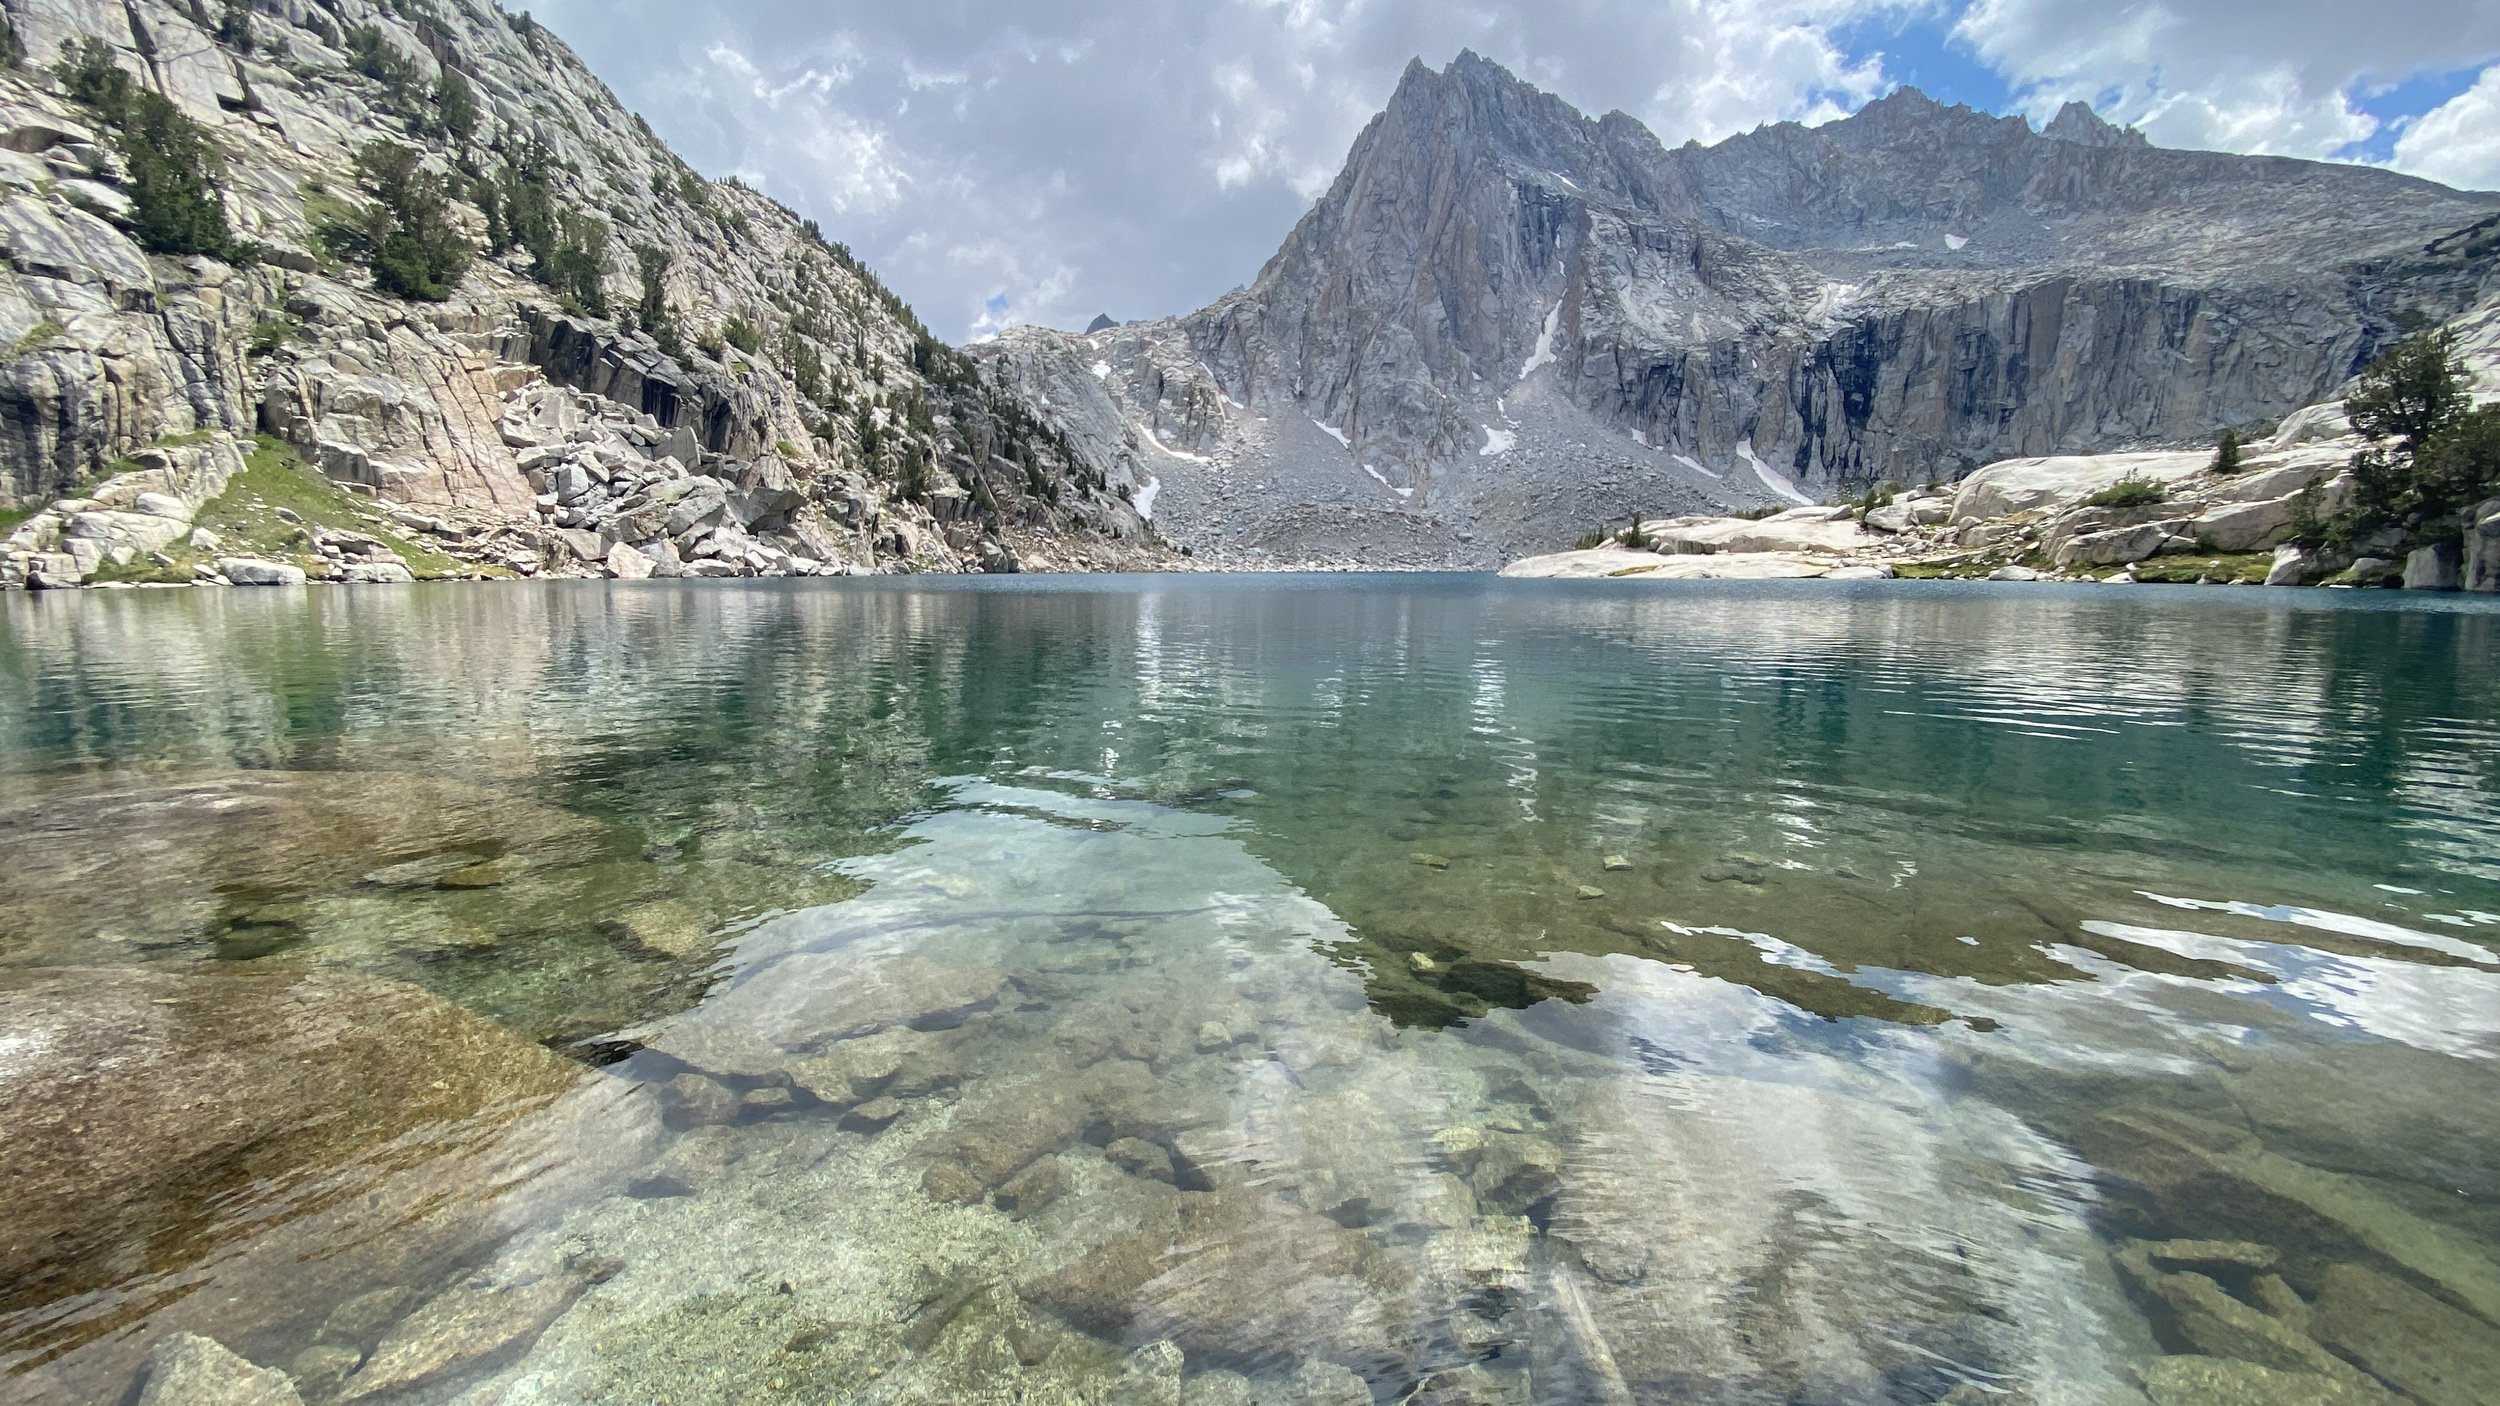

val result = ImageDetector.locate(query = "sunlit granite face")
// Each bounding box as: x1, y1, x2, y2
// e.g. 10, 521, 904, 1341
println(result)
2, 577, 2496, 1405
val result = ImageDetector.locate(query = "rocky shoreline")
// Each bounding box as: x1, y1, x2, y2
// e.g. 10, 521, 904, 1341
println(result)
1505, 400, 2500, 594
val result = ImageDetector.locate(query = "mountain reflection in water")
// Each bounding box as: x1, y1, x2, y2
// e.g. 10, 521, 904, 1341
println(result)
1, 577, 2494, 1406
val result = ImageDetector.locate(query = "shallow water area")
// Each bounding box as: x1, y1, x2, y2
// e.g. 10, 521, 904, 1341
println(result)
2, 575, 2497, 1406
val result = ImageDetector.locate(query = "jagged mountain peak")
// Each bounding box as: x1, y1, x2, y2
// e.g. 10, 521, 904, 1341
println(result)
2042, 99, 2145, 148
977, 49, 2500, 572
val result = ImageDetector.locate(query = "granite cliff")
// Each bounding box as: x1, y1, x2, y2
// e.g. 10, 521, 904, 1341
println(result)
0, 0, 1161, 590
980, 53, 2500, 569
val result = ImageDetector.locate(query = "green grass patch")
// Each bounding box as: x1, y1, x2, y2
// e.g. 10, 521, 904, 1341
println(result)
6, 319, 67, 358
0, 505, 35, 536
2131, 552, 2274, 585
97, 435, 473, 583
1892, 560, 1993, 579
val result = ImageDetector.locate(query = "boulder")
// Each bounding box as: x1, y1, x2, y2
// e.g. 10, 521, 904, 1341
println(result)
2266, 545, 2314, 587
1641, 511, 1871, 556
2403, 541, 2463, 591
0, 771, 602, 960
648, 951, 1008, 1080
2110, 1245, 2367, 1386
2469, 499, 2500, 593
604, 542, 655, 580
2187, 497, 2301, 553
2310, 1263, 2500, 1406
2136, 1356, 2392, 1406
0, 964, 588, 1315
2082, 1108, 2500, 1326
135, 1334, 303, 1406
1952, 452, 2205, 521
217, 557, 309, 587
2053, 520, 2195, 569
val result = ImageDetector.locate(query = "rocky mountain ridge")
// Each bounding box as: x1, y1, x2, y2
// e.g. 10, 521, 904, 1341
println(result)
981, 53, 2500, 569
0, 0, 1164, 590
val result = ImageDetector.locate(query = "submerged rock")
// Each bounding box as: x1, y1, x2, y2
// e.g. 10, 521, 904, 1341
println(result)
0, 770, 601, 961
1037, 1187, 1409, 1374
1, 963, 655, 1402
0, 965, 586, 1316
2085, 1108, 2500, 1325
2111, 1243, 2367, 1386
649, 951, 1007, 1078
134, 1334, 302, 1406
2136, 1355, 2393, 1406
338, 1274, 578, 1400
2310, 1263, 2500, 1406
600, 899, 713, 959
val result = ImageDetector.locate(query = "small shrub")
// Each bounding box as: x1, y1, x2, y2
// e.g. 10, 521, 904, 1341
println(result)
123, 89, 235, 257
632, 243, 680, 353
56, 37, 136, 122
343, 23, 419, 96
721, 314, 764, 355
1571, 530, 1606, 551
1615, 513, 1654, 550
57, 40, 235, 258
433, 68, 480, 146
1732, 505, 1783, 521
2084, 475, 2166, 508
246, 316, 301, 357
320, 141, 472, 301
2209, 428, 2243, 474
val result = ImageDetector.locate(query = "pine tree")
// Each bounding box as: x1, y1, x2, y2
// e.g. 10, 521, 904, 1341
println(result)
433, 69, 479, 146
121, 90, 234, 258
2209, 428, 2243, 474
2347, 331, 2468, 459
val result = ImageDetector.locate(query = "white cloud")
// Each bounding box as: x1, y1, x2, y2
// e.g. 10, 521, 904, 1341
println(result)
529, 0, 2500, 338
1954, 0, 2500, 161
2392, 64, 2500, 191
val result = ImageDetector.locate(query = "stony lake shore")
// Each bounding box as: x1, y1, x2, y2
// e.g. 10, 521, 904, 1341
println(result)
1504, 406, 2500, 594
15, 390, 2500, 595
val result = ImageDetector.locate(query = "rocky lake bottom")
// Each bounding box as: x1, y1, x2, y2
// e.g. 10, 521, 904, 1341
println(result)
1, 576, 2497, 1406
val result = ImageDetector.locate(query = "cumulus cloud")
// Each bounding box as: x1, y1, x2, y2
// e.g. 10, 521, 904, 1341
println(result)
1953, 0, 2500, 162
529, 0, 2500, 341
532, 0, 1917, 338
2393, 64, 2500, 190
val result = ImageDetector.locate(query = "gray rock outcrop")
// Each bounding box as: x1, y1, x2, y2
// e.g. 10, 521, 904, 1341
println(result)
982, 53, 2500, 568
0, 0, 1159, 588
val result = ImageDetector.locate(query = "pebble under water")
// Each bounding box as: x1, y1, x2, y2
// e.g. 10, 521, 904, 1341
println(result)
2, 575, 2497, 1406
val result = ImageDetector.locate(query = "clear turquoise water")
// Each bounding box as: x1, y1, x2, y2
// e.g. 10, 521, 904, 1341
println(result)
2, 577, 2497, 1404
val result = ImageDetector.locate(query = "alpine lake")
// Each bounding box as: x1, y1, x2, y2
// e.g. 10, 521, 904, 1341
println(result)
3, 575, 2497, 1406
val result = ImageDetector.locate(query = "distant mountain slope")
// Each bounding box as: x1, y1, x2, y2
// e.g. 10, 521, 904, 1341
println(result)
979, 53, 2500, 568
0, 0, 1157, 585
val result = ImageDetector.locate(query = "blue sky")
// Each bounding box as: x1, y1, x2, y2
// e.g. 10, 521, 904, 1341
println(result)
1836, 11, 2025, 118
536, 0, 2500, 340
